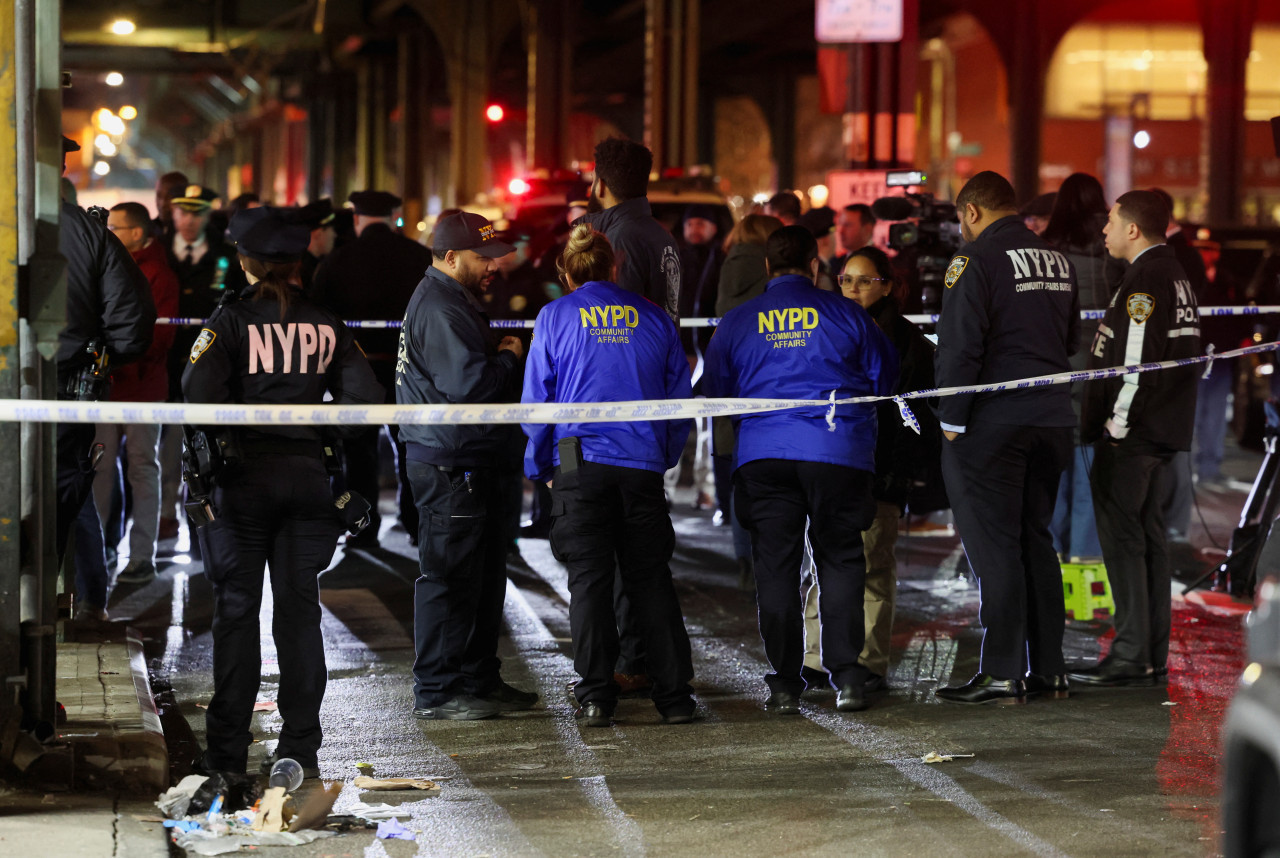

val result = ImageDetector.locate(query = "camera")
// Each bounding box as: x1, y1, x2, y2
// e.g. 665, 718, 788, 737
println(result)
871, 171, 963, 315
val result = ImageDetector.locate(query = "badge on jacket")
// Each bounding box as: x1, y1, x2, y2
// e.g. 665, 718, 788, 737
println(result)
1126, 292, 1155, 325
189, 328, 216, 363
944, 256, 968, 288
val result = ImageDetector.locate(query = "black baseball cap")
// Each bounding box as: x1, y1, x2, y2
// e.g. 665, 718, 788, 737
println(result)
227, 206, 310, 262
432, 211, 515, 258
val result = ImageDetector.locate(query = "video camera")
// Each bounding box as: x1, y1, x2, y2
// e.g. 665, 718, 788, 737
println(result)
871, 171, 963, 314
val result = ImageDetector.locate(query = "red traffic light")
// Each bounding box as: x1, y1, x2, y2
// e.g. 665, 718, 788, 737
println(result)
486, 104, 505, 123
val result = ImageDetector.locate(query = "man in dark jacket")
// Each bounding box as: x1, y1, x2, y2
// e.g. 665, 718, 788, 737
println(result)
396, 211, 537, 721
1070, 190, 1200, 687
56, 138, 156, 563
314, 190, 434, 546
933, 171, 1079, 705
577, 137, 681, 323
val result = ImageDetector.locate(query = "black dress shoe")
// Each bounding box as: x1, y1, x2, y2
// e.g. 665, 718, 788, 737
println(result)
413, 694, 500, 720
836, 684, 870, 712
1154, 665, 1168, 680
660, 703, 696, 725
1067, 659, 1154, 687
482, 680, 539, 711
574, 703, 612, 727
1023, 674, 1070, 699
863, 673, 890, 694
764, 691, 801, 715
935, 674, 1026, 705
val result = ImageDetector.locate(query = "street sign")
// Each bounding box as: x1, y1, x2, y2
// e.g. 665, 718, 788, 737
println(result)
815, 0, 904, 43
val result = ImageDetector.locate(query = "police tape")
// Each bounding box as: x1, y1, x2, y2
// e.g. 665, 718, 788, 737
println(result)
4, 339, 1278, 427
153, 305, 1280, 330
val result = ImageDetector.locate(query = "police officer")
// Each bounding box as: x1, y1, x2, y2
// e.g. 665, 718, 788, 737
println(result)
397, 211, 538, 721
1070, 190, 1200, 687
291, 198, 337, 296
933, 171, 1080, 705
313, 190, 433, 546
184, 206, 382, 777
704, 225, 897, 715
522, 224, 696, 727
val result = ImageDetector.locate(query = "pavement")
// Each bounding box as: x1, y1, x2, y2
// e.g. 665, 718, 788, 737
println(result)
0, 445, 1264, 857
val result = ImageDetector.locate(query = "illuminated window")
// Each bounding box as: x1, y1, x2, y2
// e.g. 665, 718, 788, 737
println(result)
1047, 23, 1280, 122
1045, 25, 1205, 120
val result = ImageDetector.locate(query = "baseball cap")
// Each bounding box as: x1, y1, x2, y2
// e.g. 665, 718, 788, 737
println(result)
432, 211, 515, 258
227, 206, 311, 262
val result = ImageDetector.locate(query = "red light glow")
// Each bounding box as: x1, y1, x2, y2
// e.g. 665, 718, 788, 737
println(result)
486, 104, 505, 123
508, 178, 531, 195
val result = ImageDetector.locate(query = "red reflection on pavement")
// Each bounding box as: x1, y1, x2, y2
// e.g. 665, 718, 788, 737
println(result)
1157, 598, 1247, 837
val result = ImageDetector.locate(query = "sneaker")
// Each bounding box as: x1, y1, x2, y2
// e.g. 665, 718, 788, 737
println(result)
412, 695, 500, 721
115, 560, 157, 585
481, 680, 539, 711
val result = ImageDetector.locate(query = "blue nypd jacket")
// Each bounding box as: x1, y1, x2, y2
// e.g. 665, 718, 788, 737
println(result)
703, 274, 898, 472
521, 280, 693, 482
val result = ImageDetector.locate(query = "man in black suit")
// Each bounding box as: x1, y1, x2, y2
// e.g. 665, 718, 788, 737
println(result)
312, 191, 434, 547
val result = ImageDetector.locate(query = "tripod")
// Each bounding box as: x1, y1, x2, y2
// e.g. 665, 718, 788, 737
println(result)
1183, 399, 1280, 600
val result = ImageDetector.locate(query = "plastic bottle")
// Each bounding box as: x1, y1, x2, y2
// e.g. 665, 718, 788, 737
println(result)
267, 758, 304, 791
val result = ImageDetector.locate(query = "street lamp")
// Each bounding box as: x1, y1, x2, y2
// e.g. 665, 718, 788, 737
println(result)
109, 19, 135, 36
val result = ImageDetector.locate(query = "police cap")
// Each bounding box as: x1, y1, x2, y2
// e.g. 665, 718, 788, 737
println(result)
433, 211, 515, 258
799, 206, 835, 239
172, 185, 219, 212
289, 199, 336, 230
227, 206, 311, 263
683, 203, 718, 224
348, 190, 401, 217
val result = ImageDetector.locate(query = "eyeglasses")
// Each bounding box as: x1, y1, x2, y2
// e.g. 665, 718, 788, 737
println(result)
837, 275, 889, 291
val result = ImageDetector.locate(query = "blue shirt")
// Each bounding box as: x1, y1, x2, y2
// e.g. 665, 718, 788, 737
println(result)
521, 280, 693, 482
703, 274, 897, 472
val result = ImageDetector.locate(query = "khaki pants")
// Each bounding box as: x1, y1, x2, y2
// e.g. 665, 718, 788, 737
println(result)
803, 500, 899, 676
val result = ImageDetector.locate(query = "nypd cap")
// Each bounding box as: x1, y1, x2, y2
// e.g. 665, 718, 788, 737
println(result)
172, 185, 219, 212
432, 211, 515, 258
228, 206, 311, 263
289, 199, 336, 230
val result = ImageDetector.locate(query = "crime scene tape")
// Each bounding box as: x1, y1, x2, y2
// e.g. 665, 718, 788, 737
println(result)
4, 340, 1278, 427
153, 305, 1280, 330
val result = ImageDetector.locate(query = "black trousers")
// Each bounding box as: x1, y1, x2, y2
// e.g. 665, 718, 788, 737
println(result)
550, 461, 694, 714
343, 424, 417, 536
408, 462, 516, 708
941, 422, 1072, 680
735, 458, 876, 696
56, 421, 98, 562
204, 454, 340, 772
1090, 443, 1171, 670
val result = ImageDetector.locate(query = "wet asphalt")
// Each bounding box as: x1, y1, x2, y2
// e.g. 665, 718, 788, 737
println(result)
112, 465, 1256, 858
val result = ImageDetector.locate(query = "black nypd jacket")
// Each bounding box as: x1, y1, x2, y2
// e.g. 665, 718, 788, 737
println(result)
934, 215, 1080, 430
394, 266, 523, 467
182, 287, 382, 444
57, 201, 156, 376
576, 197, 681, 323
1081, 244, 1200, 453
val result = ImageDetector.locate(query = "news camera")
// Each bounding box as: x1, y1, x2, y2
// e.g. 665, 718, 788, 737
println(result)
871, 171, 963, 315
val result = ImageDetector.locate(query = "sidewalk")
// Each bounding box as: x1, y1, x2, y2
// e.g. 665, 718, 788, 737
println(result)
0, 625, 170, 857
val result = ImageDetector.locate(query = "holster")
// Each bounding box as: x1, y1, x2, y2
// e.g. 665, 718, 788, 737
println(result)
196, 517, 240, 586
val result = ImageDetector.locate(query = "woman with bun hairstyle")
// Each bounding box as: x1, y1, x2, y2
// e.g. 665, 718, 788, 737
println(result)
522, 223, 697, 728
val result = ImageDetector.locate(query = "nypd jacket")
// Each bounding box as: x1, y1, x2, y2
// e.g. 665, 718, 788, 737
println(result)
395, 266, 524, 467
934, 215, 1080, 431
576, 198, 681, 323
57, 201, 156, 376
1081, 244, 1200, 453
703, 274, 898, 473
182, 288, 382, 444
521, 280, 692, 482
